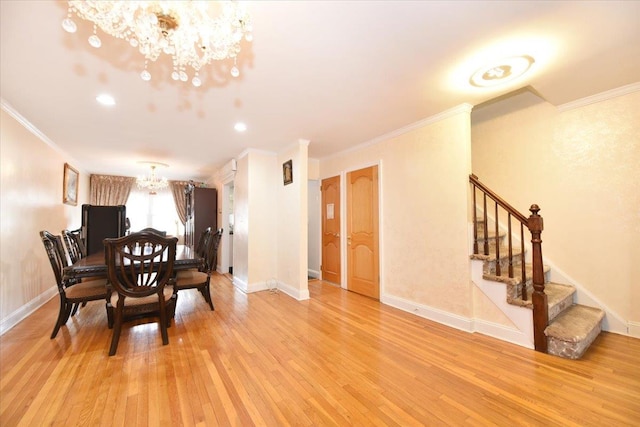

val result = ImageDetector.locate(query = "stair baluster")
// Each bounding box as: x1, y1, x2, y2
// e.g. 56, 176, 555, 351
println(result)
469, 174, 548, 352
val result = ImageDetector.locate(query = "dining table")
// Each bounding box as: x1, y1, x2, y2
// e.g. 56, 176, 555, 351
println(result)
63, 244, 203, 282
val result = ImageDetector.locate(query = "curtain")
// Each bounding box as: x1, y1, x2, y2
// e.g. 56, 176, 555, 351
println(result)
170, 180, 189, 225
90, 174, 135, 206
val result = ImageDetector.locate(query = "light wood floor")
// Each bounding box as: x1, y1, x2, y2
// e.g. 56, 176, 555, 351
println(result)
1, 275, 639, 426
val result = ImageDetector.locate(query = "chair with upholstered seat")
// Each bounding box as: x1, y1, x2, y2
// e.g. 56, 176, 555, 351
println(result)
138, 227, 167, 236
103, 231, 178, 356
175, 228, 222, 311
40, 230, 108, 339
62, 228, 86, 264
194, 227, 212, 258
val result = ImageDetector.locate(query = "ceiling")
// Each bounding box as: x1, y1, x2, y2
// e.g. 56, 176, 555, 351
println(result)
2, 1, 639, 181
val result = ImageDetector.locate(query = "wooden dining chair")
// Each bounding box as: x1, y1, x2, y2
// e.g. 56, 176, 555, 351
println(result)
195, 227, 212, 258
40, 230, 108, 339
174, 228, 222, 311
138, 227, 167, 236
62, 228, 86, 264
103, 231, 178, 356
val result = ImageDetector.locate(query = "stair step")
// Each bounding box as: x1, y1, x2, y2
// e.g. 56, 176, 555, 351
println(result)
545, 305, 605, 359
545, 282, 576, 322
474, 229, 505, 242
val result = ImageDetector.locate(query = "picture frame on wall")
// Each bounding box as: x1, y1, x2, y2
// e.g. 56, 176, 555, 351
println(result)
63, 163, 79, 206
283, 159, 293, 185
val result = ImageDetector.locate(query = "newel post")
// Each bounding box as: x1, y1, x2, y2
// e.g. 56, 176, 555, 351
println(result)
528, 204, 548, 353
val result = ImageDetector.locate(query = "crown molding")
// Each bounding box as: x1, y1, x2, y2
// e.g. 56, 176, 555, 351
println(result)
322, 103, 474, 160
557, 82, 640, 112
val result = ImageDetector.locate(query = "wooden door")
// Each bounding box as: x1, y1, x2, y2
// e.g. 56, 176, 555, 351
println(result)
346, 166, 379, 299
321, 176, 341, 284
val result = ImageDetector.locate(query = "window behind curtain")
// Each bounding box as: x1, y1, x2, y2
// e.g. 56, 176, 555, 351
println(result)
126, 187, 184, 240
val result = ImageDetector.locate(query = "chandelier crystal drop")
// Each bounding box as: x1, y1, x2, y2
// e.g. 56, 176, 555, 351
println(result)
137, 164, 169, 195
62, 1, 252, 86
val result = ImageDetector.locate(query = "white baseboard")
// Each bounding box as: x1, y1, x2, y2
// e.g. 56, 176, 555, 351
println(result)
628, 321, 640, 338
0, 286, 58, 336
471, 318, 534, 349
307, 269, 320, 279
382, 294, 473, 333
383, 291, 533, 349
276, 280, 310, 301
231, 277, 310, 301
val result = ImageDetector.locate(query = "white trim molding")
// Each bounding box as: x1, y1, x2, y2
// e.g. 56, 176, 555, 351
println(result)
628, 321, 640, 338
0, 286, 58, 336
557, 82, 640, 112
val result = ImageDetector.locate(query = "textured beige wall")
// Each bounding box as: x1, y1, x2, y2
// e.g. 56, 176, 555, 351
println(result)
321, 109, 475, 317
472, 89, 639, 325
1, 109, 88, 329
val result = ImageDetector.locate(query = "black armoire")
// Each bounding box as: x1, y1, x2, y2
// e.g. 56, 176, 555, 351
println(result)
81, 204, 127, 255
184, 184, 217, 248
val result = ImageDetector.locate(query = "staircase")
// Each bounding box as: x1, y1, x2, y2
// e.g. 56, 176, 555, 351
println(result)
469, 175, 604, 359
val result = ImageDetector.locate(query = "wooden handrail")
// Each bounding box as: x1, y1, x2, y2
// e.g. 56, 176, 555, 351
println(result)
469, 174, 528, 224
469, 174, 548, 353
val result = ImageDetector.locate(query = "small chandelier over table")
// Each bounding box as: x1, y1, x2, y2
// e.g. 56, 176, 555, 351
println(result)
137, 162, 169, 195
61, 1, 253, 87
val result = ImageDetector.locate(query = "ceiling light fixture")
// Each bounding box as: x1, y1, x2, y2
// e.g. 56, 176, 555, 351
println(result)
136, 162, 169, 195
62, 1, 253, 87
470, 55, 535, 88
234, 122, 247, 132
96, 94, 115, 106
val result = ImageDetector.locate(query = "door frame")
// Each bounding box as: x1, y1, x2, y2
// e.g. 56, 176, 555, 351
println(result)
338, 160, 384, 296
220, 177, 235, 275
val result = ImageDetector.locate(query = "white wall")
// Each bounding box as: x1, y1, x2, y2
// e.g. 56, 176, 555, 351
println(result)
1, 106, 89, 334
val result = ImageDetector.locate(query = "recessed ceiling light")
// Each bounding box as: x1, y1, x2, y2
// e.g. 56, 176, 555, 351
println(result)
470, 55, 535, 88
96, 94, 116, 106
234, 122, 247, 132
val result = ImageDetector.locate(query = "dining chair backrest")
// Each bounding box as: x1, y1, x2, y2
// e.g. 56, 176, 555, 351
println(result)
62, 228, 86, 264
137, 227, 167, 236
203, 228, 223, 273
40, 230, 67, 289
195, 227, 212, 259
103, 231, 178, 299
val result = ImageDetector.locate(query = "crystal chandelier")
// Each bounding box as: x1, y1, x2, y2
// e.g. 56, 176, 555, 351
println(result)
137, 163, 169, 195
61, 1, 253, 87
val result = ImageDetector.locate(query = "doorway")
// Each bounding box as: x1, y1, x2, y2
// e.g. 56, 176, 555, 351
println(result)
221, 181, 234, 275
321, 175, 341, 284
346, 165, 379, 300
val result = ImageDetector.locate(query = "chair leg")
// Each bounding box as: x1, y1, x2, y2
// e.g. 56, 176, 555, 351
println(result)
106, 302, 114, 329
50, 296, 67, 339
62, 303, 73, 325
203, 284, 214, 311
70, 302, 80, 316
109, 304, 123, 356
158, 300, 169, 346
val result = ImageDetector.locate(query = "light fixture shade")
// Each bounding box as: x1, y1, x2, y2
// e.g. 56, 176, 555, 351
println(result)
470, 55, 535, 88
137, 164, 168, 194
63, 1, 252, 85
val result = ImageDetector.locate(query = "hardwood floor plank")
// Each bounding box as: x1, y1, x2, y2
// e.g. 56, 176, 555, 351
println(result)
1, 275, 639, 426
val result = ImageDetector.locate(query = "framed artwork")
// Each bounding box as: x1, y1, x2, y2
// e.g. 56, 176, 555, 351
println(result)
283, 159, 293, 185
63, 163, 79, 206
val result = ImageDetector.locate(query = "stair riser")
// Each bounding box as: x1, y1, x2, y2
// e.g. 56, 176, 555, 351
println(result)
547, 322, 602, 360
483, 253, 524, 275
548, 293, 574, 322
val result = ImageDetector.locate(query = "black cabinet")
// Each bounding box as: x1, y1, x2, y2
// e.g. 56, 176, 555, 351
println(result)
185, 185, 217, 248
81, 204, 126, 255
